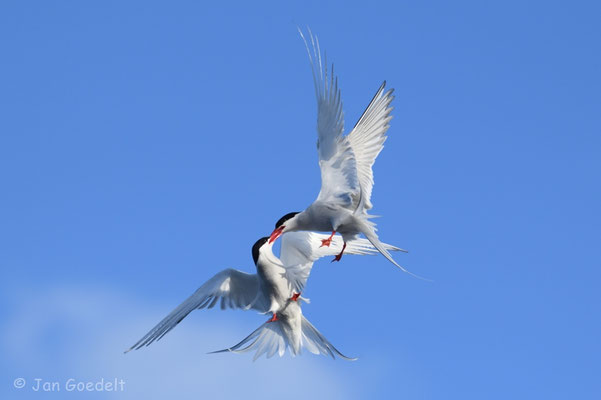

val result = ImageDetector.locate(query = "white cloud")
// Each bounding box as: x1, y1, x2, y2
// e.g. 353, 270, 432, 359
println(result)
1, 284, 355, 399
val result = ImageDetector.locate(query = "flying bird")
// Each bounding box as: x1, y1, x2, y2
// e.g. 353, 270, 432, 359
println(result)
126, 231, 401, 360
270, 30, 413, 275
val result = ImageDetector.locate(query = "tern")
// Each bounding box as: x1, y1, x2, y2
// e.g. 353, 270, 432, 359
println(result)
269, 30, 413, 274
126, 231, 400, 360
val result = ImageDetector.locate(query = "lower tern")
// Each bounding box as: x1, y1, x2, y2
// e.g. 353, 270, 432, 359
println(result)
126, 231, 400, 360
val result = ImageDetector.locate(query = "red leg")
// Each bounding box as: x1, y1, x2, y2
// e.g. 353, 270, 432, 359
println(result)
290, 293, 300, 301
320, 230, 336, 247
332, 242, 347, 262
268, 313, 278, 323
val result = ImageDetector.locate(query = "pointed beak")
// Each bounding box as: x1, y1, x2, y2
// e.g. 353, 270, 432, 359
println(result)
269, 226, 285, 244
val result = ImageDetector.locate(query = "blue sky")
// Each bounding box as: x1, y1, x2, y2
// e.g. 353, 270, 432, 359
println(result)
1, 1, 600, 399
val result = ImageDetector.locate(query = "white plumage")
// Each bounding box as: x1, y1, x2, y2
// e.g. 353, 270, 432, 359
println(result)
270, 30, 417, 276
126, 232, 400, 360
126, 29, 413, 362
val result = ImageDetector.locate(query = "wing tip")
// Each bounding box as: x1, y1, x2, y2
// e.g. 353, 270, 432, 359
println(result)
207, 348, 233, 355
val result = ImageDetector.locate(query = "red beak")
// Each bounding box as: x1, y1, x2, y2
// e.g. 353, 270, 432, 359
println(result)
269, 226, 285, 243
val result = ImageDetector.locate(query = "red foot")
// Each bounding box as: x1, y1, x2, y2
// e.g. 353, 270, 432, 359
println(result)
268, 313, 278, 323
320, 230, 337, 248
331, 242, 347, 263
290, 293, 300, 301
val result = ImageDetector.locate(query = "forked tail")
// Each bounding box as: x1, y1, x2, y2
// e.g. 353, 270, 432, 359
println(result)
209, 313, 356, 361
359, 219, 430, 280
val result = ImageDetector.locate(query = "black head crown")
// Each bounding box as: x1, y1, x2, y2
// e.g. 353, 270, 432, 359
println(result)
275, 212, 300, 229
252, 237, 270, 265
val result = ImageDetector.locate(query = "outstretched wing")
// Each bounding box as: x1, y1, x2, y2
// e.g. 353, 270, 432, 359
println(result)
347, 82, 394, 211
299, 29, 361, 210
279, 231, 403, 293
126, 268, 266, 352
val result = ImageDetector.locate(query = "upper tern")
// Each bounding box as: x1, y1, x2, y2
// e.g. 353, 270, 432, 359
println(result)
270, 30, 413, 275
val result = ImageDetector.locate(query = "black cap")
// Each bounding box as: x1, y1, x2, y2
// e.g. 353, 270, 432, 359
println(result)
275, 212, 299, 229
252, 237, 270, 265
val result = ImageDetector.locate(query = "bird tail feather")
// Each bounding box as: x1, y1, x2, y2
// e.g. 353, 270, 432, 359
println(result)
209, 314, 355, 361
358, 219, 429, 280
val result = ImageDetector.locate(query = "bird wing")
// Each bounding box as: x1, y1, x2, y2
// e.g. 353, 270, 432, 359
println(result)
299, 29, 361, 210
279, 231, 403, 293
300, 29, 393, 213
346, 82, 394, 211
125, 268, 266, 352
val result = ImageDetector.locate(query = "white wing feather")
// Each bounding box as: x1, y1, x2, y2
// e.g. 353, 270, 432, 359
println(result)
125, 269, 266, 352
347, 82, 394, 211
299, 29, 361, 209
280, 231, 403, 293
